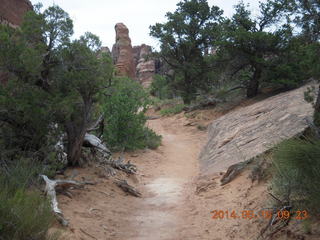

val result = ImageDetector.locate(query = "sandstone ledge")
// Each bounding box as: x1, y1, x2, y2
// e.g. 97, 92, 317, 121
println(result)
199, 84, 316, 178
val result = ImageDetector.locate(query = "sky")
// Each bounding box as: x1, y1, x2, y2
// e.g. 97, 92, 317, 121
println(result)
29, 0, 265, 50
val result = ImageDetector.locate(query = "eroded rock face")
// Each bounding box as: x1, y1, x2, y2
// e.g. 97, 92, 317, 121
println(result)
200, 85, 315, 177
111, 23, 135, 79
135, 44, 155, 88
0, 0, 32, 27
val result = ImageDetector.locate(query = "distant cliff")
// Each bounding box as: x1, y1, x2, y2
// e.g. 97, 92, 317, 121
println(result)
0, 0, 33, 27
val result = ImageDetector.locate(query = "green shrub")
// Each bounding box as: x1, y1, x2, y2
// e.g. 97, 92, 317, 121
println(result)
102, 77, 161, 151
159, 104, 185, 116
142, 127, 162, 149
271, 138, 320, 215
0, 159, 57, 240
149, 74, 175, 99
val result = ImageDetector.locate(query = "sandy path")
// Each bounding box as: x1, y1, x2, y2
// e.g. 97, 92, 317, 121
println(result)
58, 114, 206, 240
124, 117, 203, 240
57, 106, 320, 240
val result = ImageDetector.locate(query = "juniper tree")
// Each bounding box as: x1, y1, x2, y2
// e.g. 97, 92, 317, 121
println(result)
0, 5, 113, 165
150, 0, 224, 104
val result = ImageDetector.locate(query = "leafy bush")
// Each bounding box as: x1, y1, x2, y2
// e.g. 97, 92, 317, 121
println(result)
159, 104, 185, 116
142, 127, 162, 150
0, 159, 57, 240
271, 138, 320, 215
102, 77, 161, 151
149, 74, 175, 99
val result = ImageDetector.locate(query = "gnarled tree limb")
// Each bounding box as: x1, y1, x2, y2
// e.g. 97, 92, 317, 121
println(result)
41, 175, 83, 226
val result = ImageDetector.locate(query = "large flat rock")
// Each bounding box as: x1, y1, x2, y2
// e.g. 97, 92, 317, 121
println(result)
199, 85, 315, 177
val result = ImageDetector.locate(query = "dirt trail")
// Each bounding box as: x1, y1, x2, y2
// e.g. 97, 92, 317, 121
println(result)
58, 114, 206, 240
125, 116, 204, 240
58, 106, 320, 240
56, 112, 277, 240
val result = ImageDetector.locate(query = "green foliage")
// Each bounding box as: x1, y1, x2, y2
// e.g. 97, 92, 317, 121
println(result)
0, 159, 57, 240
102, 77, 161, 151
150, 0, 224, 104
304, 86, 316, 104
159, 104, 185, 116
142, 127, 162, 150
149, 74, 175, 99
266, 37, 320, 89
0, 5, 114, 166
271, 138, 320, 215
287, 0, 320, 42
218, 1, 290, 98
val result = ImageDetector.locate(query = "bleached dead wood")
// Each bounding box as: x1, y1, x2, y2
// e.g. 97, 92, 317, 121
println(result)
40, 175, 83, 226
83, 133, 137, 175
114, 179, 141, 197
54, 133, 67, 165
108, 155, 137, 174
84, 133, 111, 154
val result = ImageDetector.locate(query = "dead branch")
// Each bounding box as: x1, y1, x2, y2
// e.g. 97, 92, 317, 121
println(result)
259, 194, 292, 240
114, 179, 141, 197
84, 134, 137, 175
40, 175, 84, 226
108, 155, 137, 174
83, 133, 111, 154
268, 192, 284, 205
87, 114, 104, 132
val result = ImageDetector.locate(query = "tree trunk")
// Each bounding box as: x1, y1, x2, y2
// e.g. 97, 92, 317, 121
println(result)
246, 67, 261, 98
182, 94, 193, 105
65, 97, 93, 165
65, 122, 86, 166
182, 74, 195, 105
314, 85, 320, 127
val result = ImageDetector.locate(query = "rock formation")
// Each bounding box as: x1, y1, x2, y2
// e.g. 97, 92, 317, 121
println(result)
111, 23, 136, 79
108, 23, 158, 87
200, 84, 315, 178
0, 0, 32, 27
135, 44, 155, 88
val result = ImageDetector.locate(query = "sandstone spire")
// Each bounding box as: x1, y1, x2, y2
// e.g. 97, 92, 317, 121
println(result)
111, 23, 136, 79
